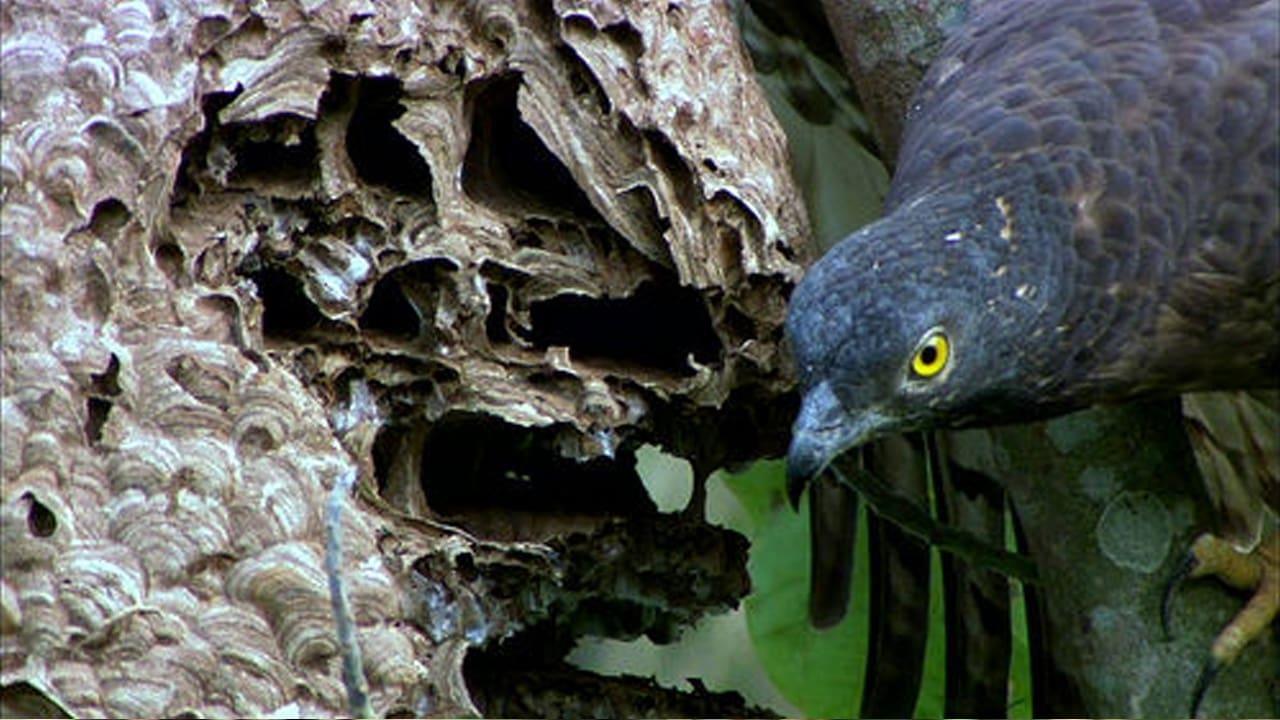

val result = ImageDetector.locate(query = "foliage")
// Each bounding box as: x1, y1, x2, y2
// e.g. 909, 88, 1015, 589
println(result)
720, 459, 1033, 718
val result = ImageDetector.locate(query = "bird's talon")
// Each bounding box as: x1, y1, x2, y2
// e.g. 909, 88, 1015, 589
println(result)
1171, 530, 1277, 716
1189, 656, 1222, 719
1161, 551, 1198, 641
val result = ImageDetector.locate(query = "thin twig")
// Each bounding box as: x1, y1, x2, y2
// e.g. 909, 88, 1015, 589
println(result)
326, 468, 375, 718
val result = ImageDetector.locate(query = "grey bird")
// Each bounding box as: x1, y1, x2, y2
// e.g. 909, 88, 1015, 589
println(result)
784, 0, 1278, 713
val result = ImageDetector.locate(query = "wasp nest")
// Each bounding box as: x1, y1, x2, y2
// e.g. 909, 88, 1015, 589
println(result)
1, 0, 807, 716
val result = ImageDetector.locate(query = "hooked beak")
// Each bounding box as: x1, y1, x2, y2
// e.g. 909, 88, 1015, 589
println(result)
786, 381, 895, 510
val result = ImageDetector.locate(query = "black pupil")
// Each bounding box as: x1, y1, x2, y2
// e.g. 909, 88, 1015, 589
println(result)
920, 345, 938, 365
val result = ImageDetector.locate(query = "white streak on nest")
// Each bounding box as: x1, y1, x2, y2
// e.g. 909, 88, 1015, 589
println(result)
594, 427, 617, 458
1015, 283, 1037, 300
420, 581, 458, 643
331, 378, 379, 434
996, 196, 1014, 241
904, 190, 937, 211
265, 702, 303, 720
242, 541, 329, 589
302, 244, 372, 306
50, 314, 101, 361
55, 543, 149, 619
943, 230, 963, 243
123, 64, 195, 111
464, 614, 489, 645
261, 474, 309, 538
500, 401, 549, 425
118, 425, 184, 475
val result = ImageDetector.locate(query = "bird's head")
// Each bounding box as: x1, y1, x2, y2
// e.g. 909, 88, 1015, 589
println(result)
785, 183, 1072, 506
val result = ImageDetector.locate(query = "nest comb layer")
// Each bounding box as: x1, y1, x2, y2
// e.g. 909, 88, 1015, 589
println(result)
1, 0, 808, 716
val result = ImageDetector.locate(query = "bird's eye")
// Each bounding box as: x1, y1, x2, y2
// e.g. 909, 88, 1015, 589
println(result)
910, 330, 950, 378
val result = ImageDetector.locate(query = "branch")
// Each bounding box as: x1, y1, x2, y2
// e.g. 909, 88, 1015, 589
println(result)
326, 469, 374, 719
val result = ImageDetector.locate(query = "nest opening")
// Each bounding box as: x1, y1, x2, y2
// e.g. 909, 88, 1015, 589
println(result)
462, 73, 600, 221
372, 412, 656, 539
358, 259, 457, 342
245, 265, 326, 340
22, 493, 57, 539
170, 91, 237, 202
87, 198, 131, 236
223, 114, 320, 188
415, 412, 653, 518
339, 74, 435, 199
485, 282, 511, 344
360, 271, 422, 340
84, 353, 121, 444
84, 398, 112, 444
520, 280, 722, 375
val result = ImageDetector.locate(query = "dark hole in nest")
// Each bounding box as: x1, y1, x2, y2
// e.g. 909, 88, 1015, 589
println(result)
91, 354, 121, 396
461, 630, 576, 719
225, 115, 320, 188
604, 22, 643, 64
171, 91, 238, 202
485, 283, 511, 344
360, 274, 421, 340
462, 73, 601, 220
154, 242, 186, 285
553, 39, 611, 116
337, 74, 435, 199
88, 198, 131, 237
85, 354, 121, 444
463, 625, 763, 719
359, 259, 456, 341
85, 397, 112, 444
244, 266, 324, 339
519, 280, 722, 374
408, 412, 654, 519
24, 494, 57, 538
642, 129, 696, 203
170, 87, 321, 199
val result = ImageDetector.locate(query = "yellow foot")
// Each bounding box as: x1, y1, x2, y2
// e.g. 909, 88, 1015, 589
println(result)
1162, 530, 1279, 717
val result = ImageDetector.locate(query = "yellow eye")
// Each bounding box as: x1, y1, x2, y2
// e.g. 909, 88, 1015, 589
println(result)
911, 331, 950, 378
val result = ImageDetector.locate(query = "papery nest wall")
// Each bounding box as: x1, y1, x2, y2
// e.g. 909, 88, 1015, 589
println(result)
1, 0, 809, 716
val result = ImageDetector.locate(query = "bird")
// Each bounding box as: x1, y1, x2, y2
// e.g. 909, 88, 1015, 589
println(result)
784, 0, 1278, 714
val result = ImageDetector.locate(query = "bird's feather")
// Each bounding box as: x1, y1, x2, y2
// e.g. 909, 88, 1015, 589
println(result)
1183, 389, 1280, 551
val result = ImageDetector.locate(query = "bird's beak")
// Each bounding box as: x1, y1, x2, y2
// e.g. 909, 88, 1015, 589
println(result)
786, 381, 893, 510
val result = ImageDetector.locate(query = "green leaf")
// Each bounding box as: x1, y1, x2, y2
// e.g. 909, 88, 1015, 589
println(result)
635, 444, 693, 513
913, 549, 947, 719
716, 459, 788, 531
1007, 505, 1033, 719
752, 72, 888, 251
725, 460, 870, 717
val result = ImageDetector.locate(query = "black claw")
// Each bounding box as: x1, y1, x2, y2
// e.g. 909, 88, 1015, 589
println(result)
1161, 552, 1198, 641
1189, 657, 1221, 718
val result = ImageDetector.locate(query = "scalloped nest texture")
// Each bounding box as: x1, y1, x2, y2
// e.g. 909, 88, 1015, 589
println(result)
1, 0, 809, 717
